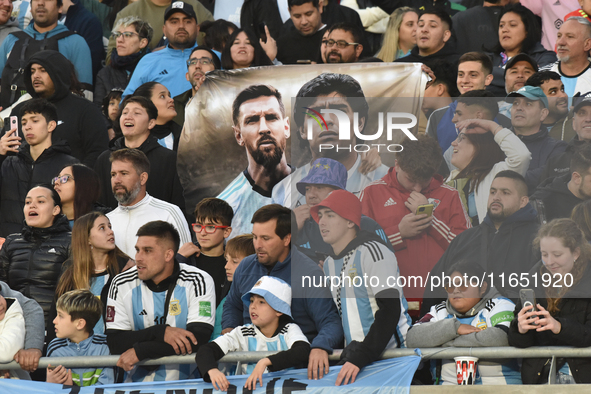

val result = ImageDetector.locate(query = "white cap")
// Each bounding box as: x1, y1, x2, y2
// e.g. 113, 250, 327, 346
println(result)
242, 276, 292, 318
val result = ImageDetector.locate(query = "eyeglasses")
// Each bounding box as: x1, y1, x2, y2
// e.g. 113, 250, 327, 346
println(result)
111, 31, 141, 40
322, 39, 359, 49
192, 224, 229, 234
51, 175, 74, 185
187, 57, 213, 67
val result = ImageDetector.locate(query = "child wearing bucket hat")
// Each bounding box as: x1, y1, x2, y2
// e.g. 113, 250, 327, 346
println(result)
195, 276, 310, 391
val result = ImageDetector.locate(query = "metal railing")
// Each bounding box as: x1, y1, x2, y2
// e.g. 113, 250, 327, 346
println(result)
1, 346, 590, 370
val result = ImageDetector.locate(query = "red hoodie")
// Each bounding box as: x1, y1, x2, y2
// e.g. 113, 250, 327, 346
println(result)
359, 167, 471, 299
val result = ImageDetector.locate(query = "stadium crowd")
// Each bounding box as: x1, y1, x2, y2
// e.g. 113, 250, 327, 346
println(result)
1, 0, 591, 388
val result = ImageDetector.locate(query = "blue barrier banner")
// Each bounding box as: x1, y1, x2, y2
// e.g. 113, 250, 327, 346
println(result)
0, 356, 420, 393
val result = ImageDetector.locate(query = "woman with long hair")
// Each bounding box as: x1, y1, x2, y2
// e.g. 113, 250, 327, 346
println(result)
509, 218, 591, 384
133, 82, 181, 151
55, 212, 132, 335
446, 94, 531, 224
375, 7, 418, 62
0, 185, 71, 330
221, 29, 275, 70
488, 4, 557, 95
53, 164, 107, 226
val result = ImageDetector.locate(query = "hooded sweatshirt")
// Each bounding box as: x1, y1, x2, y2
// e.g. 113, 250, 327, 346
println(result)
407, 291, 521, 385
0, 139, 78, 237
0, 23, 92, 84
9, 50, 109, 167
421, 204, 540, 314
518, 128, 567, 193
530, 173, 584, 222
394, 40, 459, 66
540, 135, 588, 182
0, 18, 20, 44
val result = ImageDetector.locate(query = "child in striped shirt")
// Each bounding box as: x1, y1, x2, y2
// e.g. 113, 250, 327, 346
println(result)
196, 276, 310, 391
46, 290, 114, 386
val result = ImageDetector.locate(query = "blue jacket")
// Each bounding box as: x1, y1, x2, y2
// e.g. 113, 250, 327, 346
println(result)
0, 23, 92, 85
124, 43, 191, 98
222, 247, 344, 353
47, 333, 114, 386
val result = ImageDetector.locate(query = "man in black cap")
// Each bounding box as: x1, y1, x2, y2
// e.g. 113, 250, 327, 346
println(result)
123, 1, 206, 98
497, 53, 538, 118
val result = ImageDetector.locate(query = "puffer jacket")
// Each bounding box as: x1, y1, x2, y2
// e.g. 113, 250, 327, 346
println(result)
0, 215, 71, 328
0, 140, 78, 237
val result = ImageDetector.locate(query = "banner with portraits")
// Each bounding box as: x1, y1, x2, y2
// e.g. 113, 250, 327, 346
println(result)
178, 63, 426, 211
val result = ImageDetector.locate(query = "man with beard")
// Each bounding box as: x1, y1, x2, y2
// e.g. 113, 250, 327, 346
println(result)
322, 23, 363, 64
106, 148, 191, 258
217, 84, 292, 239
272, 72, 388, 209
421, 171, 539, 312
94, 96, 185, 211
542, 92, 591, 180
526, 71, 573, 142
173, 46, 220, 126
539, 17, 591, 98
531, 144, 591, 223
123, 2, 207, 98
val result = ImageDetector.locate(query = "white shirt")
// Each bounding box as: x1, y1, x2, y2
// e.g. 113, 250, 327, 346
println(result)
107, 193, 191, 258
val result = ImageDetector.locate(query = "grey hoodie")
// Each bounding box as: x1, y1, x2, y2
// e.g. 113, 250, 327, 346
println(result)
0, 18, 20, 44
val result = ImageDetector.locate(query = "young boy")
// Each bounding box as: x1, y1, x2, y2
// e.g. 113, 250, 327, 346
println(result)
0, 294, 27, 379
46, 289, 114, 386
0, 98, 78, 237
195, 276, 310, 391
210, 234, 256, 339
178, 197, 233, 307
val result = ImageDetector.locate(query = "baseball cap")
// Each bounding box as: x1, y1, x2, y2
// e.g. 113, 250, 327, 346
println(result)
296, 158, 347, 196
507, 85, 548, 108
573, 92, 591, 112
164, 1, 197, 22
504, 53, 538, 77
310, 189, 361, 228
242, 276, 292, 318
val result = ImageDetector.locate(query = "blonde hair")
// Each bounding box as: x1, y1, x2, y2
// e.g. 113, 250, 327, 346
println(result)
226, 234, 255, 259
533, 218, 591, 314
376, 7, 417, 62
56, 289, 102, 333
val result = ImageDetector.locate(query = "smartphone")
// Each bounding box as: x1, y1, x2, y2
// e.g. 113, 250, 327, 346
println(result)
416, 204, 434, 216
296, 60, 312, 64
257, 22, 267, 44
10, 116, 18, 137
520, 289, 538, 324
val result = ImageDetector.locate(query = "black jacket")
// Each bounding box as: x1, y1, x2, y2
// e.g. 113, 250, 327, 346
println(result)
240, 0, 284, 43
531, 173, 583, 223
540, 136, 587, 183
173, 89, 191, 127
10, 50, 109, 167
508, 260, 591, 384
394, 40, 459, 67
0, 140, 78, 237
518, 128, 567, 194
0, 214, 71, 328
94, 134, 185, 212
150, 121, 181, 152
421, 204, 540, 315
93, 65, 129, 107
452, 5, 502, 54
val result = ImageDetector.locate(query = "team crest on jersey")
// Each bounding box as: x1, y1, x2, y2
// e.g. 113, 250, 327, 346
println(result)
348, 268, 357, 281
476, 318, 487, 330
169, 299, 181, 316
427, 198, 441, 210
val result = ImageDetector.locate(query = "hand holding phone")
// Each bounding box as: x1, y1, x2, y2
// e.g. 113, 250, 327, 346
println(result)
0, 117, 21, 156
517, 289, 538, 333
416, 204, 434, 216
